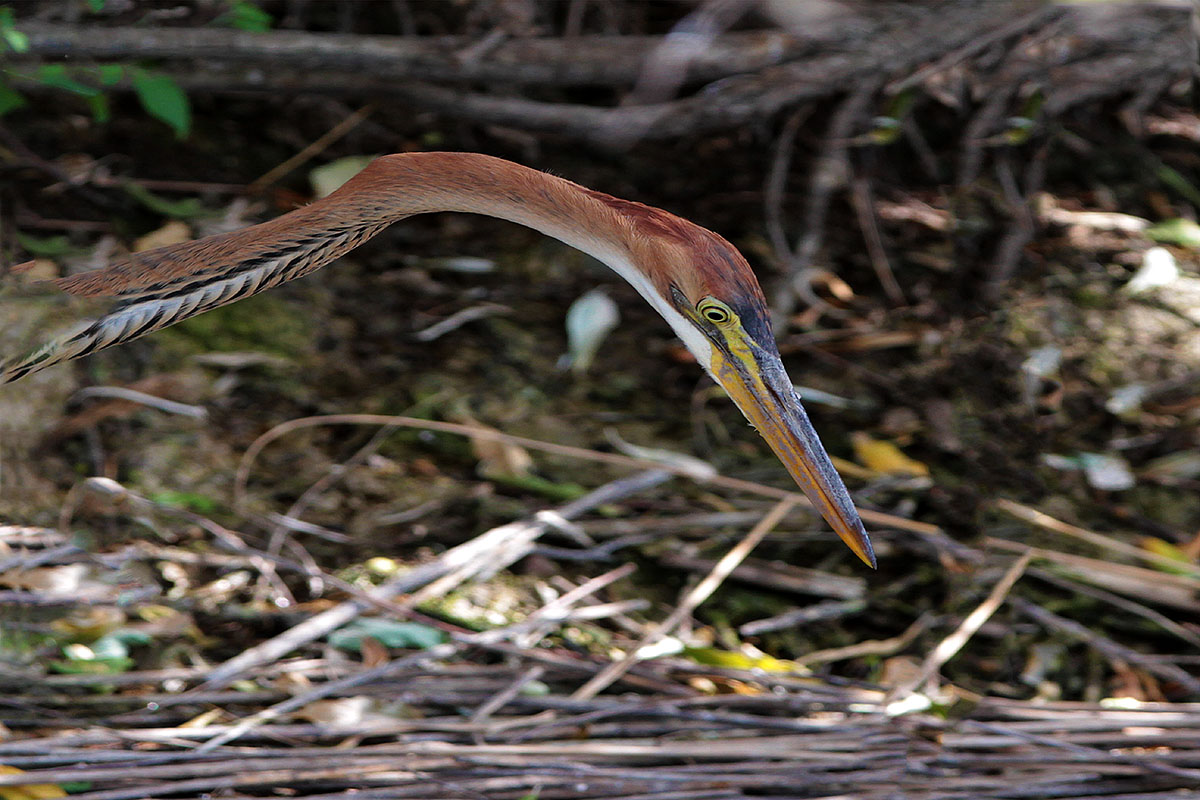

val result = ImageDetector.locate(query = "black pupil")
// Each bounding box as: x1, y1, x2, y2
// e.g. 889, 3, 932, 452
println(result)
706, 308, 724, 321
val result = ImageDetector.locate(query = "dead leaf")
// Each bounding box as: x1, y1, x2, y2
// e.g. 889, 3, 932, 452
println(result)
461, 418, 533, 479
851, 432, 930, 476
180, 708, 226, 729
309, 156, 376, 198
50, 607, 125, 640
0, 766, 65, 799
360, 634, 389, 668
134, 220, 192, 252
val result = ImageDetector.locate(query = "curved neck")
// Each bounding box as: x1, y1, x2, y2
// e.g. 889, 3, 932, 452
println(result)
42, 153, 702, 384
352, 153, 636, 270
60, 153, 642, 300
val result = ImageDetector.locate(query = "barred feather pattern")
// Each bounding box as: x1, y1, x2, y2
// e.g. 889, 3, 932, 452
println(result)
0, 152, 876, 565
0, 151, 730, 387
0, 220, 390, 384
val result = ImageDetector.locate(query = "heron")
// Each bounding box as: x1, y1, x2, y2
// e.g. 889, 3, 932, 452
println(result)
0, 152, 875, 567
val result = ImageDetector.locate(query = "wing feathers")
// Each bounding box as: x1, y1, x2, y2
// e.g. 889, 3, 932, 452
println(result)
1, 220, 389, 384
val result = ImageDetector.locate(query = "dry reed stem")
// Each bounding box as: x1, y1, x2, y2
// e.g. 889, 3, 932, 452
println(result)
572, 495, 800, 700
232, 412, 941, 536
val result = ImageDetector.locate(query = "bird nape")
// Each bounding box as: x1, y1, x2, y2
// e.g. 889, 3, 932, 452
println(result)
0, 152, 875, 568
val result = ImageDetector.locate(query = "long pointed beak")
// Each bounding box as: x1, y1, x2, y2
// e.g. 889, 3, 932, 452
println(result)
710, 348, 876, 568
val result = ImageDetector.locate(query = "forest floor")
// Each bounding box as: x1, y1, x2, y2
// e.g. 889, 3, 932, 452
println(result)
1, 19, 1199, 797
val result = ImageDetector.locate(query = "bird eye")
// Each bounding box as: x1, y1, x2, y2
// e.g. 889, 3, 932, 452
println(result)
698, 299, 733, 325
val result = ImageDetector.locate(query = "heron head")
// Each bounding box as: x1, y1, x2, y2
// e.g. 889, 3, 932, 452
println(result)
621, 216, 875, 568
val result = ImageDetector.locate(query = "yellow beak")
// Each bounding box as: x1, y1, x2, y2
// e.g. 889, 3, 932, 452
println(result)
711, 347, 876, 568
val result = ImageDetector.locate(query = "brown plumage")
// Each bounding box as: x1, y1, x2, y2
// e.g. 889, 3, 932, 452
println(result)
1, 152, 874, 566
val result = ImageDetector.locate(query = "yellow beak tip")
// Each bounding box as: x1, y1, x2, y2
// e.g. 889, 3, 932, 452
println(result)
843, 530, 877, 569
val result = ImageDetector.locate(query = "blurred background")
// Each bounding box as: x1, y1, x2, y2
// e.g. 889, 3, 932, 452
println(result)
0, 2, 1198, 796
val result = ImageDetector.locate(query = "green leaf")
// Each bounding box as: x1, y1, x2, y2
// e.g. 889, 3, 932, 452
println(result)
488, 472, 587, 502
150, 489, 221, 514
329, 618, 446, 652
1145, 218, 1200, 249
60, 783, 95, 794
1154, 163, 1200, 207
682, 646, 799, 673
223, 1, 274, 32
122, 182, 208, 219
131, 69, 191, 138
87, 0, 107, 11
96, 64, 124, 86
0, 83, 26, 116
15, 231, 73, 257
49, 657, 134, 674
86, 92, 110, 123
35, 64, 100, 96
0, 7, 29, 53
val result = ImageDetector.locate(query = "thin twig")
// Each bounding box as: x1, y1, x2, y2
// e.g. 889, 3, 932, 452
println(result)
232, 412, 942, 540
469, 666, 547, 724
770, 85, 878, 324
194, 643, 460, 753
850, 173, 904, 305
198, 470, 671, 691
889, 550, 1033, 700
1029, 567, 1200, 651
70, 386, 208, 419
796, 614, 931, 667
994, 498, 1200, 580
1012, 597, 1200, 698
738, 598, 866, 637
573, 495, 800, 700
248, 103, 376, 193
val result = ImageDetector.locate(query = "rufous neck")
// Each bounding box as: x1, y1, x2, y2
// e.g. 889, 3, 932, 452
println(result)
337, 152, 633, 269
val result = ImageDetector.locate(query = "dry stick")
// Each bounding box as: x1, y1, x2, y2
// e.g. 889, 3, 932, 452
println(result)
56, 477, 295, 601
469, 665, 547, 724
198, 469, 671, 691
597, 0, 748, 150
247, 103, 376, 194
956, 88, 1012, 189
988, 539, 1200, 611
1011, 597, 1200, 698
658, 552, 863, 600
469, 562, 638, 645
413, 302, 511, 342
994, 498, 1200, 580
738, 598, 866, 637
960, 717, 1200, 783
763, 106, 810, 264
850, 173, 904, 306
770, 85, 879, 325
13, 24, 812, 93
44, 765, 405, 800
987, 144, 1049, 301
71, 386, 207, 418
795, 613, 931, 668
573, 495, 799, 701
1029, 567, 1200, 651
233, 412, 941, 538
888, 550, 1033, 701
0, 752, 429, 788
259, 420, 401, 602
194, 643, 460, 754
887, 4, 1062, 93
0, 543, 80, 573
763, 106, 831, 325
